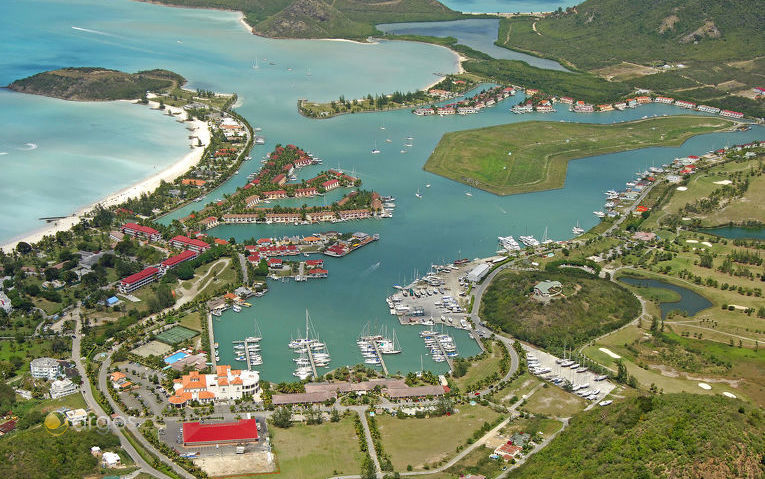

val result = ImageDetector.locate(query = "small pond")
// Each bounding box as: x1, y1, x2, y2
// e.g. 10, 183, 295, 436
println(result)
619, 276, 713, 319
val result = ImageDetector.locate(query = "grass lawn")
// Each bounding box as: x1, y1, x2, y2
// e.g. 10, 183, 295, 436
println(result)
0, 338, 70, 376
177, 311, 203, 332
453, 341, 505, 390
377, 404, 502, 471
424, 116, 732, 195
521, 384, 587, 417
271, 416, 363, 478
489, 372, 541, 406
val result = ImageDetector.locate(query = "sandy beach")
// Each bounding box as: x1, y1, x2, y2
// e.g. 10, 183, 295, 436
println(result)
0, 101, 210, 252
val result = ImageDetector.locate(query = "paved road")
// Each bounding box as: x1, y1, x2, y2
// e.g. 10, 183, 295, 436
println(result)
71, 313, 173, 479
356, 409, 381, 474
99, 353, 196, 479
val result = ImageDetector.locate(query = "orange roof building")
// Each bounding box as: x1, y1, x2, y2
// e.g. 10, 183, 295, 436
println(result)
169, 365, 260, 407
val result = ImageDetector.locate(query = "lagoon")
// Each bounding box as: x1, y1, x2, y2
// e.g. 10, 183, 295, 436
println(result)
3, 0, 763, 380
700, 226, 765, 240
619, 276, 713, 320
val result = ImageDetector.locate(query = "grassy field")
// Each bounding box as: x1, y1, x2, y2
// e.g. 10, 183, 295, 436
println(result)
424, 116, 732, 195
521, 385, 587, 418
377, 405, 502, 471
453, 341, 505, 391
270, 416, 363, 478
488, 371, 541, 406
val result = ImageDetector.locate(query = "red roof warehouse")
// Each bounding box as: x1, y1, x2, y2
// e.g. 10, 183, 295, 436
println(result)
182, 418, 259, 446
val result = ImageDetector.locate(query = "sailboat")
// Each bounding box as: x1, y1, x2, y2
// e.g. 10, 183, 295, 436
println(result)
465, 191, 473, 197
371, 140, 380, 154
415, 188, 422, 198
252, 58, 259, 69
572, 221, 585, 236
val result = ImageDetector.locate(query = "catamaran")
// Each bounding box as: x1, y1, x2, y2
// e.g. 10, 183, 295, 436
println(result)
572, 221, 585, 236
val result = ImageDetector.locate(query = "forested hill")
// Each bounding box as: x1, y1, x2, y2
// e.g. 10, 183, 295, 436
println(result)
511, 394, 765, 479
499, 0, 764, 70
137, 0, 463, 39
8, 68, 184, 101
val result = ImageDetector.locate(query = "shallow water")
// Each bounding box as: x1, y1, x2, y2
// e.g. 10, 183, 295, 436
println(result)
619, 276, 713, 319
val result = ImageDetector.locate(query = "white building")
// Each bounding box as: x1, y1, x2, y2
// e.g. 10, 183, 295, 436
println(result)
169, 365, 260, 406
0, 290, 11, 314
30, 357, 61, 380
65, 408, 88, 426
101, 451, 121, 467
50, 378, 79, 399
466, 263, 491, 283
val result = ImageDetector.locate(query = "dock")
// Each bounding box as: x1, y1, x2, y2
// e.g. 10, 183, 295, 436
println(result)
208, 312, 217, 368
305, 346, 319, 379
434, 338, 454, 371
370, 341, 389, 376
232, 338, 260, 371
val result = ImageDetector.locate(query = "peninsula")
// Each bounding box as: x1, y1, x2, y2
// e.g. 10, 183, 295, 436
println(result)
7, 67, 184, 101
424, 116, 734, 195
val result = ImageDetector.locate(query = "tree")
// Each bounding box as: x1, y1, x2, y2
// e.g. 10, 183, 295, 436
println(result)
361, 454, 376, 479
16, 242, 32, 255
272, 406, 292, 428
330, 408, 340, 422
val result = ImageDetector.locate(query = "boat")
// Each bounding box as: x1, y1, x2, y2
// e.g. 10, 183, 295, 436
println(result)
385, 138, 392, 142
415, 188, 422, 198
465, 192, 472, 197
519, 235, 540, 247
498, 235, 521, 251
572, 221, 585, 236
232, 304, 242, 312
593, 211, 606, 218
371, 140, 380, 154
425, 184, 431, 188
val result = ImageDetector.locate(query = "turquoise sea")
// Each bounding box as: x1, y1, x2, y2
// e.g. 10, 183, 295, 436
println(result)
2, 0, 763, 380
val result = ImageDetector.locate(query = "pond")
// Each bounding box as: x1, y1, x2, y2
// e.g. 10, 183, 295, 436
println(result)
619, 276, 713, 319
698, 226, 765, 240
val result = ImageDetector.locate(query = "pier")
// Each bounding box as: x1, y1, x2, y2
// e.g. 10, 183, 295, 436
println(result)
207, 312, 216, 368
232, 338, 260, 371
305, 346, 319, 379
370, 341, 389, 376
434, 338, 454, 372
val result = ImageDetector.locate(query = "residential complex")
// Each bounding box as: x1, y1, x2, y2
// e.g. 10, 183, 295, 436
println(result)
169, 365, 261, 406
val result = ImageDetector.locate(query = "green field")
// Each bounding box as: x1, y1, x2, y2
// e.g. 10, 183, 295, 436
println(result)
154, 326, 198, 345
452, 341, 506, 391
270, 416, 363, 478
521, 384, 587, 418
425, 116, 732, 195
480, 269, 640, 351
511, 393, 765, 478
377, 405, 502, 471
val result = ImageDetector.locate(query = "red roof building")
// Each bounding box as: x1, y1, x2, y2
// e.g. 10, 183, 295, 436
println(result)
182, 418, 259, 446
170, 235, 211, 253
121, 223, 161, 242
118, 267, 159, 294
322, 179, 340, 191
160, 250, 198, 272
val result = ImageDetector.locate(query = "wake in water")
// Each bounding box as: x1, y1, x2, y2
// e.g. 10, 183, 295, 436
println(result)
0, 152, 8, 156
18, 143, 37, 151
360, 261, 381, 277
71, 26, 112, 36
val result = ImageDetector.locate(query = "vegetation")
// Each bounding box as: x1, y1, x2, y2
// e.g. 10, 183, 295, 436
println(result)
8, 67, 184, 101
496, 0, 765, 117
425, 116, 732, 195
140, 0, 465, 40
512, 394, 765, 478
0, 426, 123, 479
481, 269, 639, 352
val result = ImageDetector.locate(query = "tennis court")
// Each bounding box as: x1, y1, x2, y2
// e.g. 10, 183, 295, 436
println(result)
155, 325, 198, 345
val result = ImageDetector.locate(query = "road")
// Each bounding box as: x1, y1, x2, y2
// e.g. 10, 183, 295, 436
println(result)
71, 312, 174, 479
238, 253, 249, 284
98, 352, 197, 479
356, 409, 381, 474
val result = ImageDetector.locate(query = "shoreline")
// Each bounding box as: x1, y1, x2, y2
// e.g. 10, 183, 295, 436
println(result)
0, 100, 210, 252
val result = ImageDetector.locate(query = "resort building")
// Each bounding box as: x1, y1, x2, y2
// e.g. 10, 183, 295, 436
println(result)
697, 104, 721, 114
182, 418, 259, 447
65, 408, 88, 427
294, 187, 318, 197
199, 216, 219, 229
159, 250, 198, 274
30, 357, 61, 380
169, 366, 261, 406
559, 96, 574, 104
118, 267, 159, 294
244, 195, 262, 207
720, 110, 744, 119
49, 378, 78, 399
636, 96, 652, 104
271, 174, 286, 186
307, 268, 328, 278
675, 100, 696, 109
262, 190, 287, 200
305, 211, 337, 222
222, 213, 259, 224
120, 223, 161, 242
337, 209, 371, 221
572, 101, 594, 113
265, 213, 301, 224
654, 96, 674, 104
322, 179, 340, 191
169, 235, 211, 253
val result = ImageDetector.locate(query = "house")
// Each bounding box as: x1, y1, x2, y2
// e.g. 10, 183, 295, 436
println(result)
120, 223, 161, 242
674, 100, 696, 109
305, 259, 324, 268
307, 268, 328, 278
494, 442, 523, 460
0, 290, 12, 314
118, 267, 159, 294
262, 190, 287, 200
697, 104, 721, 114
654, 96, 674, 104
169, 235, 211, 253
169, 366, 260, 406
159, 250, 198, 273
101, 451, 121, 467
632, 231, 657, 241
199, 216, 219, 229
222, 213, 259, 224
272, 174, 286, 186
322, 179, 340, 191
65, 408, 88, 426
181, 179, 207, 187
294, 187, 318, 198
572, 101, 594, 113
559, 96, 574, 104
524, 88, 539, 96
31, 357, 61, 380
306, 211, 337, 223
267, 258, 283, 269
533, 280, 563, 298
265, 213, 301, 224
636, 96, 652, 104
337, 209, 371, 221
49, 378, 78, 399
182, 418, 259, 447
720, 110, 744, 119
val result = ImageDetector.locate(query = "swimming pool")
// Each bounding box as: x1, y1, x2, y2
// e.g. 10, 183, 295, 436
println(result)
164, 351, 189, 364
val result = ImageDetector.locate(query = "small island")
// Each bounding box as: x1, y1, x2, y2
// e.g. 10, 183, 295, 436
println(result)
7, 67, 185, 101
425, 116, 735, 196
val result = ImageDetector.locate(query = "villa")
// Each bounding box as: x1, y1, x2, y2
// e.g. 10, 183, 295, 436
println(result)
533, 280, 563, 299
169, 365, 261, 406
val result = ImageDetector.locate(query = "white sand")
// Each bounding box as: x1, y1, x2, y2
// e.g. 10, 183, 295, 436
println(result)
0, 102, 210, 252
722, 391, 737, 398
685, 239, 699, 243
599, 347, 621, 359
713, 179, 733, 185
698, 382, 712, 390
701, 241, 713, 247
676, 186, 688, 191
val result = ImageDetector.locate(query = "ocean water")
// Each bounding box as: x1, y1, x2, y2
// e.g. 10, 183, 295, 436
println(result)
3, 0, 763, 380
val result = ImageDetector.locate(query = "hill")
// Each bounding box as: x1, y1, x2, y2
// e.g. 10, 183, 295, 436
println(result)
511, 393, 765, 479
496, 0, 765, 117
137, 0, 463, 40
424, 116, 733, 196
480, 269, 640, 351
7, 67, 184, 101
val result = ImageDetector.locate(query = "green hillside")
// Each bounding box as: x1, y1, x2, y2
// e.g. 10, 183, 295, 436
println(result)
496, 0, 765, 117
8, 67, 184, 101
138, 0, 463, 39
511, 394, 765, 479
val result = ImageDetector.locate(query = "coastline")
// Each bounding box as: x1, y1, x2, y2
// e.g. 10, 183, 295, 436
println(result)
0, 101, 210, 252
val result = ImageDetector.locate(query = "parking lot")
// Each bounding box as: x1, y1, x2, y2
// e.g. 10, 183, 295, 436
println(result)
522, 345, 616, 405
